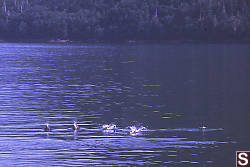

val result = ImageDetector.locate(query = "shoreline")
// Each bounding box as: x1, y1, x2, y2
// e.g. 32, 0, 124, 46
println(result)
0, 38, 250, 44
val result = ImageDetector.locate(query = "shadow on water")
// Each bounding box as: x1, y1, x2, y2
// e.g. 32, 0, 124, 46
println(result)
0, 43, 249, 166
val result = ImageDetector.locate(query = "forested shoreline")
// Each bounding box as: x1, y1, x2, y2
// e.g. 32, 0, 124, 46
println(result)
0, 0, 250, 42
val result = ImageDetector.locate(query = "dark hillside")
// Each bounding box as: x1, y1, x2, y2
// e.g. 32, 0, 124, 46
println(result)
0, 0, 250, 41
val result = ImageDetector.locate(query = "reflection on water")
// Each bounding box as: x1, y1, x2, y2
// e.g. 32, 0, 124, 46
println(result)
0, 43, 249, 166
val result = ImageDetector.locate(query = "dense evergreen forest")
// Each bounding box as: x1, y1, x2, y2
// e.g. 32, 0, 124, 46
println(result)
0, 0, 250, 41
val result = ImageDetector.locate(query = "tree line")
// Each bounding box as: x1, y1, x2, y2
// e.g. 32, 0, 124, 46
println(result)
0, 0, 250, 41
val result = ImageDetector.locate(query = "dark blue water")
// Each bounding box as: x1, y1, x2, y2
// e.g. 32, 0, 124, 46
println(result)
0, 43, 249, 166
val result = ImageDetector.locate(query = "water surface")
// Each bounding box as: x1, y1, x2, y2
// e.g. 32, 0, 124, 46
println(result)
0, 43, 249, 166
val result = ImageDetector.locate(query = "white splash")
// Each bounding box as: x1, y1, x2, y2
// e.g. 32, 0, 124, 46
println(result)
129, 126, 147, 135
102, 124, 117, 130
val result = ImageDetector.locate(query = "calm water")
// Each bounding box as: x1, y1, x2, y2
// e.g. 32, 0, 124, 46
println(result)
0, 43, 249, 166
